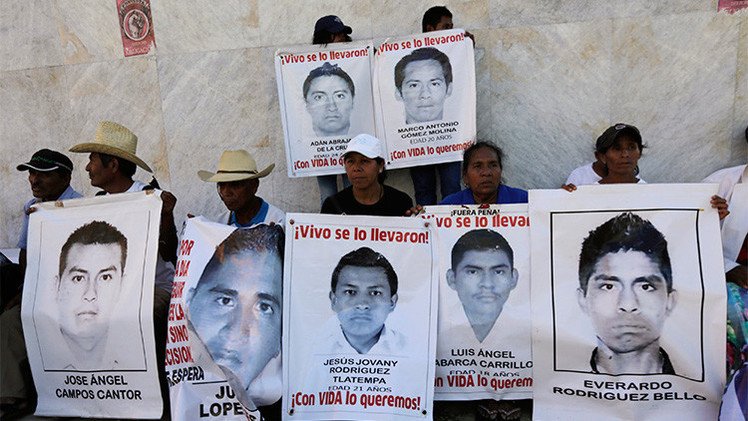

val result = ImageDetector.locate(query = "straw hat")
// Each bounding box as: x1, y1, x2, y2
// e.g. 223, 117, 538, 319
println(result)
69, 121, 152, 173
198, 150, 275, 183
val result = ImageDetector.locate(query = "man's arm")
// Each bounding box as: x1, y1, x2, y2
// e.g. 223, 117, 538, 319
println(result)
158, 191, 179, 265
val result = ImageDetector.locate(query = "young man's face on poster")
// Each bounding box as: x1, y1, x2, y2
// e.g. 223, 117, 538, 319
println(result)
305, 75, 354, 137
577, 250, 676, 354
397, 59, 452, 124
447, 249, 518, 327
57, 243, 124, 348
189, 249, 282, 391
330, 266, 397, 340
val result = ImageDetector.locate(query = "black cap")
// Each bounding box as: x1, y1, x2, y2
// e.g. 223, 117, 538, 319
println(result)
17, 149, 74, 173
314, 15, 352, 35
596, 123, 642, 153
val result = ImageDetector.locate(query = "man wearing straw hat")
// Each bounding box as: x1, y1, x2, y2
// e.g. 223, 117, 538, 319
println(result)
199, 149, 284, 227
69, 121, 178, 415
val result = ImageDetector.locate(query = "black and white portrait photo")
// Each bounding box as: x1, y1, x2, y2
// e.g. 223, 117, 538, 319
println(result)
303, 62, 356, 138
447, 229, 518, 343
394, 47, 453, 125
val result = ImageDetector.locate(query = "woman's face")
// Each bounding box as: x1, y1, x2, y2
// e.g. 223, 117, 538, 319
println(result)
463, 146, 502, 197
602, 136, 641, 176
344, 152, 382, 190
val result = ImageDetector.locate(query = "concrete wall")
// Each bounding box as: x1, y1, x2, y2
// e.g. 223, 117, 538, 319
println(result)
1, 0, 746, 247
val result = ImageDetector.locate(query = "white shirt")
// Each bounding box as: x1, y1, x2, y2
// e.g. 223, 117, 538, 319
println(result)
703, 164, 748, 272
565, 162, 602, 186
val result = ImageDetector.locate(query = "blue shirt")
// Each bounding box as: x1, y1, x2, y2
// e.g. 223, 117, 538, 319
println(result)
18, 185, 83, 249
439, 185, 528, 205
228, 199, 270, 228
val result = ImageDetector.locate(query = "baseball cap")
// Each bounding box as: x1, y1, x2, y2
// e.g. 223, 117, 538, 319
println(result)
17, 149, 74, 173
595, 123, 642, 152
343, 134, 383, 159
314, 15, 352, 35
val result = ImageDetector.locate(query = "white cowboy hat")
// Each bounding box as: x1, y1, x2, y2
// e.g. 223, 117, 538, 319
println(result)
198, 149, 275, 183
69, 121, 152, 172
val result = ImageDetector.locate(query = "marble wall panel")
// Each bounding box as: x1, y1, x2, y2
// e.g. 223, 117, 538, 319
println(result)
490, 0, 613, 28
732, 15, 748, 161
611, 12, 739, 182
64, 56, 167, 193
488, 22, 613, 189
258, 0, 373, 47
55, 0, 123, 65
372, 0, 489, 38
0, 66, 73, 246
0, 0, 64, 71
152, 0, 261, 54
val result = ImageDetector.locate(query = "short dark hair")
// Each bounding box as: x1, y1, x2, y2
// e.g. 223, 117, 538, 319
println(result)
451, 229, 514, 269
578, 212, 673, 294
59, 221, 128, 279
461, 141, 503, 176
422, 6, 452, 32
199, 224, 285, 286
312, 31, 352, 45
331, 247, 398, 295
303, 62, 355, 100
99, 153, 137, 178
394, 47, 453, 93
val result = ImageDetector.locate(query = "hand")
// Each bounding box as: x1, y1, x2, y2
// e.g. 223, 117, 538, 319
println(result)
405, 204, 424, 217
710, 195, 729, 220
561, 183, 577, 192
160, 191, 177, 215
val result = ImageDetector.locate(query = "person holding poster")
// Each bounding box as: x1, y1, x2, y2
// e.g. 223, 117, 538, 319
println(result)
447, 229, 518, 343
198, 149, 284, 227
321, 134, 413, 216
577, 212, 678, 375
187, 224, 284, 412
311, 15, 354, 206
52, 221, 128, 370
440, 141, 528, 205
323, 247, 405, 354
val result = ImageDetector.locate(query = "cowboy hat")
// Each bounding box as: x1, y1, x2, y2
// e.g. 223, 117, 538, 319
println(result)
198, 149, 274, 183
69, 121, 153, 172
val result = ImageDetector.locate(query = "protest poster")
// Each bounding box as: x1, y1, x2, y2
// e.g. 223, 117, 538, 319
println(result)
167, 217, 284, 420
21, 191, 162, 418
117, 0, 156, 57
422, 205, 532, 401
718, 0, 748, 13
529, 184, 726, 420
276, 41, 376, 177
282, 214, 438, 420
372, 29, 476, 170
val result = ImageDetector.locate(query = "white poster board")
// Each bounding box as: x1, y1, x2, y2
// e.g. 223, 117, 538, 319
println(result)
276, 41, 376, 177
282, 214, 438, 420
373, 29, 476, 170
424, 205, 532, 401
21, 192, 163, 418
529, 184, 726, 421
167, 218, 284, 420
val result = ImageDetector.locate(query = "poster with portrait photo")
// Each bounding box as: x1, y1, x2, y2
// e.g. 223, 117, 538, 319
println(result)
422, 205, 532, 401
276, 40, 376, 178
372, 29, 476, 170
529, 184, 726, 421
282, 213, 438, 420
167, 217, 283, 421
21, 192, 162, 418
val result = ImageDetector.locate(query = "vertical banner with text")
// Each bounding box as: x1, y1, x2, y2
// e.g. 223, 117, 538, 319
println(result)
22, 192, 162, 418
167, 218, 283, 420
424, 205, 532, 401
276, 41, 376, 178
529, 184, 726, 420
282, 214, 438, 420
373, 29, 476, 170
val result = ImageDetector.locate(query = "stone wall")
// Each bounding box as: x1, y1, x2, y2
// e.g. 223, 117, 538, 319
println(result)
1, 0, 746, 247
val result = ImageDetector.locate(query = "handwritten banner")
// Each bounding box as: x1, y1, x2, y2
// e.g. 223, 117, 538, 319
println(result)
22, 192, 162, 418
282, 214, 438, 420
